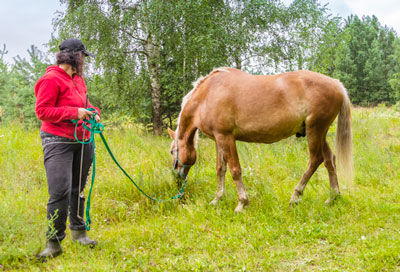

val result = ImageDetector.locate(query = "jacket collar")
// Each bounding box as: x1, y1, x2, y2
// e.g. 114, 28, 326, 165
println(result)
46, 65, 79, 80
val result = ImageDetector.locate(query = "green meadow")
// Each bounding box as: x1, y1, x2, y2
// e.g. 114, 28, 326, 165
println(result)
1, 106, 400, 271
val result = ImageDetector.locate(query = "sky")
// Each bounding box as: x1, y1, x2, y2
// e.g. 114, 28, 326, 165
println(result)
282, 0, 400, 33
0, 0, 63, 64
1, 0, 399, 64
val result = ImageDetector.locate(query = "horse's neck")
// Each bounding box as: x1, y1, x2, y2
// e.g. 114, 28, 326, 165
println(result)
178, 125, 197, 145
177, 116, 197, 147
177, 91, 201, 149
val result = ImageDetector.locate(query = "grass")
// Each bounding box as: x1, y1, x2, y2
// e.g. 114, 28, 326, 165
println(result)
1, 106, 400, 271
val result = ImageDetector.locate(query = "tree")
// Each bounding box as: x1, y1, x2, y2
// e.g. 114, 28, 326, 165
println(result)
53, 0, 348, 132
0, 45, 50, 124
0, 45, 9, 122
54, 0, 237, 134
389, 39, 400, 101
333, 15, 399, 105
247, 0, 341, 74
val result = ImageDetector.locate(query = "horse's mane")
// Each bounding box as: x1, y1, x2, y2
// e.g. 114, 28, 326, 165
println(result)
181, 67, 230, 110
176, 67, 230, 143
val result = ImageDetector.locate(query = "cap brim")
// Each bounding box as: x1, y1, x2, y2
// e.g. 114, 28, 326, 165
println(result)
83, 50, 95, 58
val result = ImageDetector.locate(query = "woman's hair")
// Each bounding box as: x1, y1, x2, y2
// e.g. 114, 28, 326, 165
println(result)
56, 51, 85, 76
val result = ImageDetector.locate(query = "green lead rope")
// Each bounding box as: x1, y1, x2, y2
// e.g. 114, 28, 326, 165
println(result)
72, 108, 188, 231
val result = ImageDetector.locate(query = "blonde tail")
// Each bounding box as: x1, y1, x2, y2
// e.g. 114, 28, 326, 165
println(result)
336, 84, 354, 182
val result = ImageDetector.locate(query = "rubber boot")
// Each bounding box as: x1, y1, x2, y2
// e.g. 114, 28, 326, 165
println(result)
71, 230, 97, 248
36, 240, 62, 261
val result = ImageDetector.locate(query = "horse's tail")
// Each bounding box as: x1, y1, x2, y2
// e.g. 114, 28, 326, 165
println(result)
336, 82, 354, 182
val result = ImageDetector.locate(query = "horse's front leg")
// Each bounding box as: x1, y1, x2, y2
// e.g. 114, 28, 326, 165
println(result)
210, 143, 227, 206
216, 134, 249, 212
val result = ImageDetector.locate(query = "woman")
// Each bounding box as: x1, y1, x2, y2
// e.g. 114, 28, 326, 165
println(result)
35, 38, 100, 260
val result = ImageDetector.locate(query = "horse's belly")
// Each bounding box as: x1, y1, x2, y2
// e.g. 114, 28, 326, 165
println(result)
233, 116, 305, 143
234, 128, 297, 143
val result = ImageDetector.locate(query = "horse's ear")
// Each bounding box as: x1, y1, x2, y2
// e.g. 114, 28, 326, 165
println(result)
167, 128, 175, 139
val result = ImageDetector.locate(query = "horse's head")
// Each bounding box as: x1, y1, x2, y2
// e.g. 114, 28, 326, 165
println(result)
168, 127, 196, 179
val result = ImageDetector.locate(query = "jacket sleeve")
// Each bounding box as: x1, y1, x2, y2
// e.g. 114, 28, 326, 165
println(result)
35, 78, 79, 122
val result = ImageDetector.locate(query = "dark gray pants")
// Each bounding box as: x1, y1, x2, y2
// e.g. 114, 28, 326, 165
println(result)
40, 131, 93, 242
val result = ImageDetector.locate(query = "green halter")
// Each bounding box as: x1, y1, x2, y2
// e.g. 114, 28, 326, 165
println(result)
173, 134, 193, 178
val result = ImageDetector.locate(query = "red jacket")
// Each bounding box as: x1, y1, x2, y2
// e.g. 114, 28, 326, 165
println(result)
35, 65, 100, 140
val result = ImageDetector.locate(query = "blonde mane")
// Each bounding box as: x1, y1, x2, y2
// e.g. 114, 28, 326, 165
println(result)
176, 67, 230, 141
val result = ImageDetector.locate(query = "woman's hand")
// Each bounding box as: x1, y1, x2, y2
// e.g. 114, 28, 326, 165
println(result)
77, 108, 93, 120
95, 114, 101, 123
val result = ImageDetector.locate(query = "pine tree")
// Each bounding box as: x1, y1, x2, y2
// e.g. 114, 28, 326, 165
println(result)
333, 15, 399, 105
389, 39, 400, 101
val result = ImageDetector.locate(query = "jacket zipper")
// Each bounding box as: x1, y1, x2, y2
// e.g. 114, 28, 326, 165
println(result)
72, 77, 86, 106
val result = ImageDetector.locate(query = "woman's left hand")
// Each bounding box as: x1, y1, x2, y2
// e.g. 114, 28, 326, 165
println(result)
95, 114, 101, 123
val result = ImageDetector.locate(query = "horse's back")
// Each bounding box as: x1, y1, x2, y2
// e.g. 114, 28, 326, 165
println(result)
195, 69, 346, 143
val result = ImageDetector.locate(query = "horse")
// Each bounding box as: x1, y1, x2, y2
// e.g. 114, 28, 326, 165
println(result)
168, 67, 353, 212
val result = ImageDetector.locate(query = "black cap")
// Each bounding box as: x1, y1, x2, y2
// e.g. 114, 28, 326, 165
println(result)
59, 38, 94, 57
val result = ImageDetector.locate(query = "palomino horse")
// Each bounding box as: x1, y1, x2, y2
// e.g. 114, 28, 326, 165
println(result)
168, 67, 353, 212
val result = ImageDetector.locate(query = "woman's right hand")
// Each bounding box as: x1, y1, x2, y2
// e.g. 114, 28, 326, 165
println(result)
77, 108, 93, 120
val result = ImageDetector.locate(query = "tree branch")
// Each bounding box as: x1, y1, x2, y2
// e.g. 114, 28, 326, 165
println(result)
124, 49, 148, 56
123, 29, 148, 44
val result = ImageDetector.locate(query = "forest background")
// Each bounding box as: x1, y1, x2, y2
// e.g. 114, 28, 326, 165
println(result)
1, 0, 400, 134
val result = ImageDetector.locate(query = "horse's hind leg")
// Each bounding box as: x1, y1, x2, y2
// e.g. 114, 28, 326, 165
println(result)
215, 134, 249, 212
210, 143, 227, 205
290, 129, 324, 204
323, 140, 341, 204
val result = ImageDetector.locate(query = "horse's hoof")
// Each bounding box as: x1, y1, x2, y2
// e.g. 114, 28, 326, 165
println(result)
210, 199, 218, 206
324, 198, 334, 205
234, 199, 249, 213
289, 195, 301, 205
234, 206, 244, 213
289, 198, 301, 206
324, 192, 341, 205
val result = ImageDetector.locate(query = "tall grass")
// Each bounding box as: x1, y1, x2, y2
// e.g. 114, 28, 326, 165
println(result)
1, 106, 400, 271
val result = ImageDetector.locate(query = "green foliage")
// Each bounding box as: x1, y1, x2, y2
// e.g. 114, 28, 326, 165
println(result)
1, 1, 400, 128
0, 46, 9, 123
52, 0, 342, 130
389, 39, 400, 100
333, 15, 400, 105
1, 107, 400, 270
53, 0, 239, 128
0, 45, 50, 126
